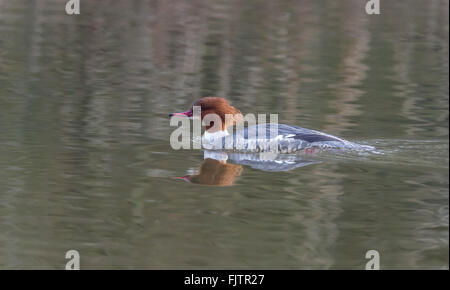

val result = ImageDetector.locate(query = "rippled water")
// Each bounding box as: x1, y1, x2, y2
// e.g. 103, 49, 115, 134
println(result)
0, 0, 448, 269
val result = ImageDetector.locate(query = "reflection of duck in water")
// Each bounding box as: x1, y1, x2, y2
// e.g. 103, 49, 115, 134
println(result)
174, 150, 321, 186
175, 156, 242, 186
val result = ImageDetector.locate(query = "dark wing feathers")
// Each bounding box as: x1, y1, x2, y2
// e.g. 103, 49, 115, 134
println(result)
239, 124, 343, 143
288, 133, 341, 143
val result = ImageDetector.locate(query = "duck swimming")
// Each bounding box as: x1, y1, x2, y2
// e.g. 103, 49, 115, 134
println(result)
169, 97, 373, 153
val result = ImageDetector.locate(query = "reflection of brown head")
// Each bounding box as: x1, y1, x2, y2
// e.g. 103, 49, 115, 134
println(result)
176, 158, 242, 186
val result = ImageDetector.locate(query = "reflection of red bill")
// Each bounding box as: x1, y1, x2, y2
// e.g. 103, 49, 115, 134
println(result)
173, 175, 191, 183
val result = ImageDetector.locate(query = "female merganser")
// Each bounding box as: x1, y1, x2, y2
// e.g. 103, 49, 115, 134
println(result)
169, 97, 373, 153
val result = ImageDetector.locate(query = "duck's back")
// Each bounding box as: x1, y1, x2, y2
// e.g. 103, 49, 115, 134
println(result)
206, 124, 372, 152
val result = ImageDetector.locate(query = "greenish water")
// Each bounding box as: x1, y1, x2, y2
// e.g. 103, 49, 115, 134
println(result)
0, 0, 448, 269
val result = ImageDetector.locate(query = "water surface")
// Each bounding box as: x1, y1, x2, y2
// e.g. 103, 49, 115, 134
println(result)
0, 0, 448, 269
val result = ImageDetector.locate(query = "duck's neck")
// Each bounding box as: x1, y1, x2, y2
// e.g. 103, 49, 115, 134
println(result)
203, 129, 229, 140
